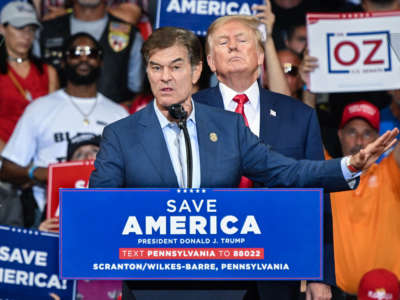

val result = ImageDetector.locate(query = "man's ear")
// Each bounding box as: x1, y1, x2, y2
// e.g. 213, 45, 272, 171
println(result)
0, 25, 5, 36
192, 61, 203, 85
257, 47, 265, 67
207, 54, 216, 73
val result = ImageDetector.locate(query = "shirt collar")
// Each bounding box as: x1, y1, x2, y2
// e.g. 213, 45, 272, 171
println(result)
219, 81, 260, 111
153, 99, 196, 129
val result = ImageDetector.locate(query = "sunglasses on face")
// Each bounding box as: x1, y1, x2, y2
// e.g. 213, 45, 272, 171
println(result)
283, 63, 299, 76
65, 46, 102, 59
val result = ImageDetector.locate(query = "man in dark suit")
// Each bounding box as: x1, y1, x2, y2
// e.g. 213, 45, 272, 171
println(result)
89, 26, 397, 300
192, 14, 335, 300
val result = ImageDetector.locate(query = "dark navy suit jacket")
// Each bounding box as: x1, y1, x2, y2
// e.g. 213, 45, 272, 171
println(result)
193, 85, 336, 286
90, 101, 349, 193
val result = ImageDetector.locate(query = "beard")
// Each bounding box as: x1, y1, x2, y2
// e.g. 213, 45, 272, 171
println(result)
65, 62, 101, 85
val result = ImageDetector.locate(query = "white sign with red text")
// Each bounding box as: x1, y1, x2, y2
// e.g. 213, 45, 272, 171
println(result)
46, 160, 95, 219
307, 11, 400, 93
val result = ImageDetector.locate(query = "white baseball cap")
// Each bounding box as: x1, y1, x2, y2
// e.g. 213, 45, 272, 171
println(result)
0, 1, 41, 28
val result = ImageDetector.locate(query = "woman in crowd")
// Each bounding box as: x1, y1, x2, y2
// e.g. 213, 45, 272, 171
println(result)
0, 1, 59, 152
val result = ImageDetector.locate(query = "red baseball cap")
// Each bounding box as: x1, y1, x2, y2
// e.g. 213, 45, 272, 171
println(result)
339, 101, 380, 131
358, 269, 400, 300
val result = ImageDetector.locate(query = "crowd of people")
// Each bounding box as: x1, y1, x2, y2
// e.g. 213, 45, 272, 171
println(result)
0, 0, 399, 299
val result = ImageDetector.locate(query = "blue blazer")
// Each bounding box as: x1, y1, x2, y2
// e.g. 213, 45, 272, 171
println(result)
193, 85, 336, 286
90, 101, 349, 192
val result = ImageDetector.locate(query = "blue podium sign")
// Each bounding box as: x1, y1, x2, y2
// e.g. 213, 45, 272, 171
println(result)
60, 188, 323, 280
155, 0, 263, 36
0, 226, 76, 299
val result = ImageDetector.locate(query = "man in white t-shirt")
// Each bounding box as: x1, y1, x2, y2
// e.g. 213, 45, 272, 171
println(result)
0, 32, 128, 225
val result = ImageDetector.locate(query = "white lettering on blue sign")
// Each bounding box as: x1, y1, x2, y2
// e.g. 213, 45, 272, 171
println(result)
0, 268, 67, 289
166, 0, 252, 16
121, 215, 261, 235
0, 247, 47, 267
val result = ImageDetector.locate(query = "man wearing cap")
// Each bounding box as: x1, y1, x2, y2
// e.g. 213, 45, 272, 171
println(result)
358, 269, 400, 300
329, 101, 400, 297
67, 133, 101, 161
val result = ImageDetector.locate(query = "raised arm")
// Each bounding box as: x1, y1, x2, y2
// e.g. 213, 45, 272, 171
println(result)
253, 0, 291, 96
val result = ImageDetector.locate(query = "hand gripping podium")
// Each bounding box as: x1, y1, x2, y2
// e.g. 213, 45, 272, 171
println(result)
59, 188, 323, 282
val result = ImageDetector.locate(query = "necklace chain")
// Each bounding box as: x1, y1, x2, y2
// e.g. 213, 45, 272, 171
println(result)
66, 91, 98, 126
8, 56, 28, 64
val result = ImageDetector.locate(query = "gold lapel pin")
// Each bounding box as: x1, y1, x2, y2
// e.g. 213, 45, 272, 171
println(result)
209, 132, 218, 142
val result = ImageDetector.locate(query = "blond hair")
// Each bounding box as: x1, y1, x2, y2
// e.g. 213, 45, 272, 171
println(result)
205, 15, 265, 55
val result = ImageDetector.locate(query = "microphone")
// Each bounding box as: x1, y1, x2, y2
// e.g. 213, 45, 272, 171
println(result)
168, 104, 193, 189
168, 104, 187, 129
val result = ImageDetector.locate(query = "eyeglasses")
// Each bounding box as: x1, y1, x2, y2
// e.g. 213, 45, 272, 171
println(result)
65, 46, 102, 59
283, 63, 299, 76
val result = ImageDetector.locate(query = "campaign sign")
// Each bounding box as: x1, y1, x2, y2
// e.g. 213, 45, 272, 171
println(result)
0, 226, 75, 299
156, 0, 262, 36
47, 160, 95, 219
307, 11, 400, 93
60, 188, 323, 280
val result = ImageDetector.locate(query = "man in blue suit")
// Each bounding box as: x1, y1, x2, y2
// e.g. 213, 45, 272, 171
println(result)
192, 15, 335, 300
89, 26, 397, 300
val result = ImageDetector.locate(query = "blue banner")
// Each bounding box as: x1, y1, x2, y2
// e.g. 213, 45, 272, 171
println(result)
60, 188, 323, 280
0, 226, 76, 299
155, 0, 263, 36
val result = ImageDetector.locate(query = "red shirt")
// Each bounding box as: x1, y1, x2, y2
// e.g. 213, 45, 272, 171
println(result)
0, 63, 49, 142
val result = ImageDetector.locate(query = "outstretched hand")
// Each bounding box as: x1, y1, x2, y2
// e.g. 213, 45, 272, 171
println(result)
349, 128, 399, 171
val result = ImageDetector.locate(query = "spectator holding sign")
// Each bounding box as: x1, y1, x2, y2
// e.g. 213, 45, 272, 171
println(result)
0, 32, 128, 227
37, 132, 124, 300
38, 133, 101, 233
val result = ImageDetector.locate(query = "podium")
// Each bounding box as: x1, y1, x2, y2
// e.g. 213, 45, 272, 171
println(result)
60, 188, 323, 281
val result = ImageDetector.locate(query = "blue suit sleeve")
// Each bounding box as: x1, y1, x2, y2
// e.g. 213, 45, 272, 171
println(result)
236, 115, 350, 193
89, 125, 126, 188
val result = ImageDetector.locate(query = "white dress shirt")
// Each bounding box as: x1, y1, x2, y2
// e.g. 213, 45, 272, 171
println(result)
219, 81, 261, 137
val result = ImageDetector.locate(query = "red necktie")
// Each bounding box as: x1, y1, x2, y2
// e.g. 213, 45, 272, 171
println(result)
233, 94, 253, 188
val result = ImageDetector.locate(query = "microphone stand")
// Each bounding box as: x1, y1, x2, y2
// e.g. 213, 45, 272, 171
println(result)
168, 104, 193, 188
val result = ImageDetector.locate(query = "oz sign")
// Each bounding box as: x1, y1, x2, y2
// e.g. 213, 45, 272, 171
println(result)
327, 31, 392, 74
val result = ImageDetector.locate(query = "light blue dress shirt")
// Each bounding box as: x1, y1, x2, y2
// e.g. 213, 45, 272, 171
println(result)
153, 100, 201, 188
